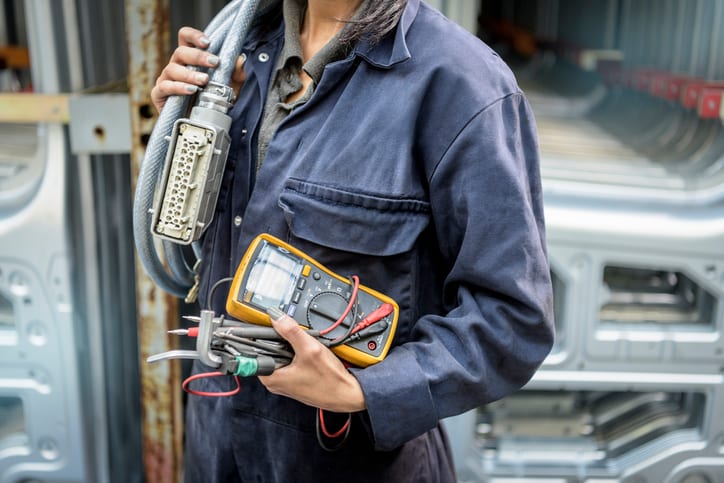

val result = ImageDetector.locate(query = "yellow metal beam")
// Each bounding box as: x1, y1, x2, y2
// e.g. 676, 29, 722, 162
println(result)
0, 45, 30, 69
0, 93, 70, 123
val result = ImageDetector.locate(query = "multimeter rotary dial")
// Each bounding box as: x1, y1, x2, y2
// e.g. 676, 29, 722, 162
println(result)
307, 292, 355, 335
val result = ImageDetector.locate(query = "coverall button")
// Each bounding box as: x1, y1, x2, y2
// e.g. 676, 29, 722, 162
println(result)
258, 52, 270, 62
234, 216, 242, 226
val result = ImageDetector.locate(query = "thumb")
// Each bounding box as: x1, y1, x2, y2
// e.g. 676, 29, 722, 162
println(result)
267, 307, 315, 352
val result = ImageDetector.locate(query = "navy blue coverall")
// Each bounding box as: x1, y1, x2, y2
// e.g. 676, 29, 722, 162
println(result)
185, 0, 555, 481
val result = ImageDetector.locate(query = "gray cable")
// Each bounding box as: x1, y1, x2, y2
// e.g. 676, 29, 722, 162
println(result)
149, 6, 241, 289
211, 0, 262, 84
132, 0, 262, 297
163, 240, 195, 286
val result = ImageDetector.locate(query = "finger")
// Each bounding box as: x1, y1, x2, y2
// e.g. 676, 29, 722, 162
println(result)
151, 80, 199, 112
178, 26, 210, 49
231, 54, 247, 84
152, 61, 209, 113
161, 63, 210, 87
154, 79, 200, 98
170, 46, 220, 70
268, 309, 319, 354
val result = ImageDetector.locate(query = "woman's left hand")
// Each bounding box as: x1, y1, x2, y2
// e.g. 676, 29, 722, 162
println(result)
258, 313, 367, 413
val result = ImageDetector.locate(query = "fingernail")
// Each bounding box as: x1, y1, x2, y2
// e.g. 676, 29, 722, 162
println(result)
207, 55, 220, 66
239, 53, 247, 63
195, 72, 208, 83
185, 84, 198, 93
200, 36, 211, 47
267, 307, 285, 321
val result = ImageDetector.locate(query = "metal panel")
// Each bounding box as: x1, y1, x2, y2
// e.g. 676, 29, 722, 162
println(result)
454, 0, 724, 481
0, 123, 89, 481
0, 0, 93, 481
124, 1, 184, 482
64, 0, 142, 481
68, 94, 132, 153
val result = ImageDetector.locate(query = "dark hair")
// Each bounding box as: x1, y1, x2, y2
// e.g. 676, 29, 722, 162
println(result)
254, 0, 407, 46
339, 0, 408, 45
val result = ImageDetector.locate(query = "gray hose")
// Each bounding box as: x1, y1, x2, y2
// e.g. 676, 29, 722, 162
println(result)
163, 240, 195, 286
152, 5, 242, 290
132, 0, 263, 297
211, 0, 261, 84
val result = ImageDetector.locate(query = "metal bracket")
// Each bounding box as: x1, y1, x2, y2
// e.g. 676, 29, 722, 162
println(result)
147, 350, 200, 363
197, 310, 223, 367
68, 94, 132, 154
0, 92, 132, 154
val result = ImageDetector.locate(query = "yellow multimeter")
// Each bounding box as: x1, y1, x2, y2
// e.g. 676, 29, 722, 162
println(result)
226, 233, 398, 367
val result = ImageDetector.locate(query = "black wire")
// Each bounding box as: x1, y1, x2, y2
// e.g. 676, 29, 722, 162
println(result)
215, 332, 294, 359
315, 410, 352, 451
220, 343, 291, 369
207, 276, 234, 310
326, 301, 360, 347
326, 277, 361, 347
207, 275, 363, 380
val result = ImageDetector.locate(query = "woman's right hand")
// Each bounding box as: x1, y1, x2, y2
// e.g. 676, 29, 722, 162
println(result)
151, 26, 247, 113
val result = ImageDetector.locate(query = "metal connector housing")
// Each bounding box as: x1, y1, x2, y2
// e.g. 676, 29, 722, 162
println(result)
151, 82, 234, 244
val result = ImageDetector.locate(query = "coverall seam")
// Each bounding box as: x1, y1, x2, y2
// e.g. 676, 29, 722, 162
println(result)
283, 184, 431, 213
428, 90, 525, 185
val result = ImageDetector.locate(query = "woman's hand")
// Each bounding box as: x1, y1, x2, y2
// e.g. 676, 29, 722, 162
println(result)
259, 313, 367, 413
151, 26, 247, 113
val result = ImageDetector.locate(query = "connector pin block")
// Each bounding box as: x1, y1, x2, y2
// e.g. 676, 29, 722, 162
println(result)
151, 119, 230, 243
151, 81, 234, 244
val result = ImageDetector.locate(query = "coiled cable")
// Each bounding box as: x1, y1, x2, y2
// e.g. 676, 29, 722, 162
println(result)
132, 0, 264, 297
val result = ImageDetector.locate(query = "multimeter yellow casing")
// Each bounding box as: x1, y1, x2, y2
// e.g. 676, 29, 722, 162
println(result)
226, 233, 398, 367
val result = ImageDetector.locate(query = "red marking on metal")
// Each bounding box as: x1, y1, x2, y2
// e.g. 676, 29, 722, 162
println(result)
698, 87, 724, 119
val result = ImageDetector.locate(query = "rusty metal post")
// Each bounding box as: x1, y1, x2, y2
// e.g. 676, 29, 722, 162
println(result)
124, 1, 184, 482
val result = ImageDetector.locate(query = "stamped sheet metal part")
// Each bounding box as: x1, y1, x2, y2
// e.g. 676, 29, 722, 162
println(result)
453, 0, 724, 481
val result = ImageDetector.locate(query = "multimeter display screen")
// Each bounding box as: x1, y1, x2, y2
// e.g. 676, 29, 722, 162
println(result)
244, 242, 303, 310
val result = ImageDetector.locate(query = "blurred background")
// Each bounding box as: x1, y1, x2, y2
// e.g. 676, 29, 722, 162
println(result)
1, 0, 723, 482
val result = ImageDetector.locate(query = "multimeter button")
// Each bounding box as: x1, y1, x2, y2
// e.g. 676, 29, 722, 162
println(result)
287, 305, 297, 317
297, 278, 307, 290
302, 264, 312, 277
292, 291, 301, 304
313, 272, 321, 281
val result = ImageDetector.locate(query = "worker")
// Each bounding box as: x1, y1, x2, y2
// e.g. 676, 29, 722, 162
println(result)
151, 0, 554, 481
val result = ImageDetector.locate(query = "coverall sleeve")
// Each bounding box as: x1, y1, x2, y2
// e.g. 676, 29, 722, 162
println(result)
351, 92, 555, 451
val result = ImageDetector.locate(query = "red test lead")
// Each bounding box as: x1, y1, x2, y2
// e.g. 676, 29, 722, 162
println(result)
352, 303, 394, 335
168, 327, 199, 337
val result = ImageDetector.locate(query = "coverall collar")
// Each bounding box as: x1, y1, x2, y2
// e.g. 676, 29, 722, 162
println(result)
353, 0, 420, 69
247, 0, 420, 70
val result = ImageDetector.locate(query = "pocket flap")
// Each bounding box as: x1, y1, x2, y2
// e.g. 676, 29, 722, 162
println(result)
278, 178, 431, 256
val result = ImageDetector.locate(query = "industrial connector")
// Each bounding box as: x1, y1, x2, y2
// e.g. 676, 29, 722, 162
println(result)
222, 353, 277, 377
151, 82, 235, 244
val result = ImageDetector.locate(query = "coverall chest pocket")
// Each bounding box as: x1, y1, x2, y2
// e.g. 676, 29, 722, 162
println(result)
277, 177, 432, 344
278, 178, 431, 256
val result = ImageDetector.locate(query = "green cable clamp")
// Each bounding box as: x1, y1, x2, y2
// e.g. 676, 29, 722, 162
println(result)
234, 356, 259, 377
